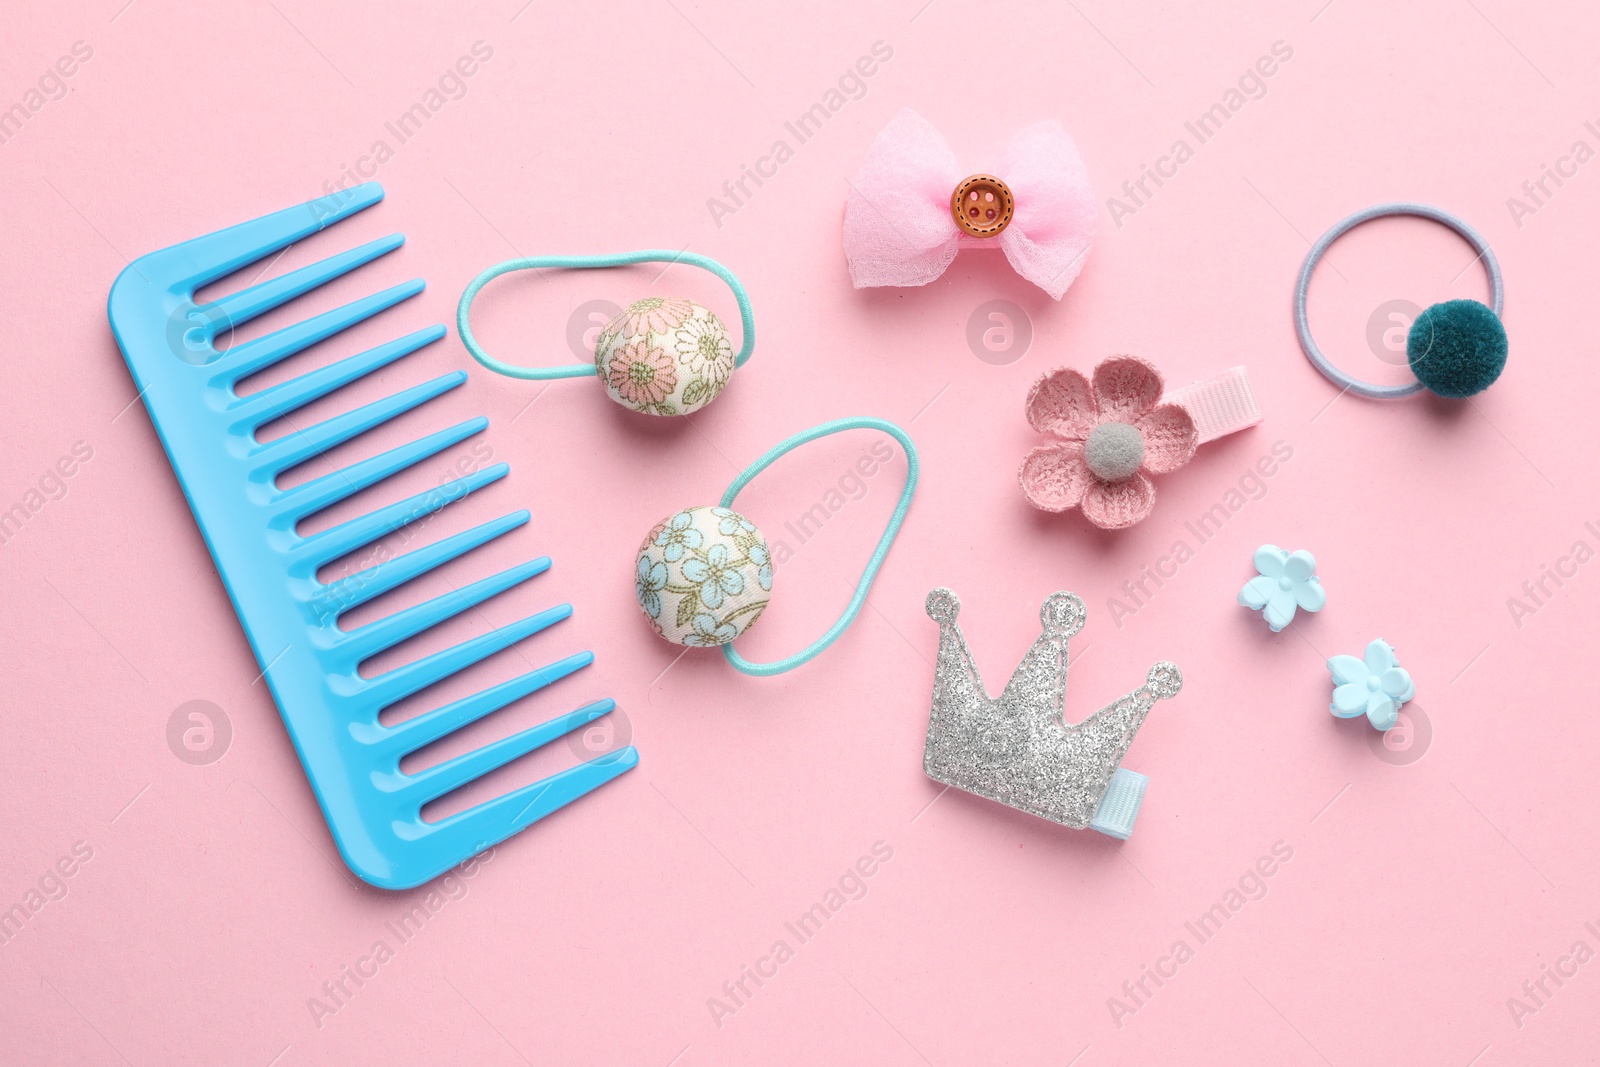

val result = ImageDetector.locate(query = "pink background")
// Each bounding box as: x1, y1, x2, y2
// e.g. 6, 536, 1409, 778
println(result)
3, 0, 1597, 1063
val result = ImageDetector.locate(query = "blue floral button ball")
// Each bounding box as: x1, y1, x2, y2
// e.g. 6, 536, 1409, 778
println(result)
635, 506, 772, 646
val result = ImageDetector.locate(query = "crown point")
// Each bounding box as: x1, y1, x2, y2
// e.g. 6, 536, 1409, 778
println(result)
1146, 662, 1183, 699
926, 588, 961, 623
1040, 592, 1086, 636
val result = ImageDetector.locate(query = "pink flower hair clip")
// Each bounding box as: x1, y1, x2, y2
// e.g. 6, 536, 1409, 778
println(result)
842, 108, 1096, 300
1020, 358, 1262, 529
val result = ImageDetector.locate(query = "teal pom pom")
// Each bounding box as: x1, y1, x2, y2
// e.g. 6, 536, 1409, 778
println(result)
1406, 299, 1507, 398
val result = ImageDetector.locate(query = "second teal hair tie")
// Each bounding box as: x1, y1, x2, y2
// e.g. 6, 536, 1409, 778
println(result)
632, 417, 920, 677
457, 250, 755, 416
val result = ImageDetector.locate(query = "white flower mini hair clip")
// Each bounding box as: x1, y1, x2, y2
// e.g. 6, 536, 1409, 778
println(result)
1238, 545, 1325, 632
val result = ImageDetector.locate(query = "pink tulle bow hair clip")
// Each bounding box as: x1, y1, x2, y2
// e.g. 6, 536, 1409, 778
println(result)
843, 108, 1096, 300
1020, 358, 1263, 530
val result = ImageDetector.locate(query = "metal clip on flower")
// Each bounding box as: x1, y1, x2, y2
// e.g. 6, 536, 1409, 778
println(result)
457, 251, 755, 416
633, 417, 919, 677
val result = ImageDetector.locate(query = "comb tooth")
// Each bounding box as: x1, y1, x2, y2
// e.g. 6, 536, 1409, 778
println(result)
164, 182, 384, 293
343, 557, 551, 661
316, 511, 530, 617
241, 325, 444, 425
298, 462, 507, 564
365, 604, 573, 709
280, 417, 486, 521
257, 370, 465, 474
217, 279, 425, 382
196, 234, 404, 335
380, 652, 594, 755
408, 742, 638, 849
400, 699, 620, 804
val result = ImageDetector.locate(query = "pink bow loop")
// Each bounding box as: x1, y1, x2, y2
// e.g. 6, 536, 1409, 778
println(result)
996, 120, 1097, 299
843, 108, 1095, 300
842, 109, 962, 289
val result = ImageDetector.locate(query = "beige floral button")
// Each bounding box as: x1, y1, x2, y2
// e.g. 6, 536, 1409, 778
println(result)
594, 297, 734, 416
635, 506, 772, 646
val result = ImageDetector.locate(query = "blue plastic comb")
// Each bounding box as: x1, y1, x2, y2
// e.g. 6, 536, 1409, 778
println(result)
107, 183, 638, 889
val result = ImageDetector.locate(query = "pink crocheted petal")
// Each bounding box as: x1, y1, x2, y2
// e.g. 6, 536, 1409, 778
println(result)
996, 120, 1096, 300
1019, 442, 1093, 512
1025, 367, 1097, 439
1093, 357, 1165, 420
1080, 472, 1156, 530
842, 108, 964, 289
1134, 403, 1199, 474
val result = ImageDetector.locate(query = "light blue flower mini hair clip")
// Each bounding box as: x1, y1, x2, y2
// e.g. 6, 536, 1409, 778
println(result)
1328, 639, 1414, 730
1238, 545, 1325, 632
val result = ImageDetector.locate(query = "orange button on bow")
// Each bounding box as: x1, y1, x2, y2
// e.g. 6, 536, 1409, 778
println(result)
951, 174, 1014, 238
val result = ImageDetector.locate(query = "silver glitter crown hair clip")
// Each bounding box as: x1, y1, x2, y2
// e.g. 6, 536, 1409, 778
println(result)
923, 588, 1182, 839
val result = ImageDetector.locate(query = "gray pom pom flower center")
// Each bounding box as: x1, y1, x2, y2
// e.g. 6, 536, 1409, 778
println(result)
1084, 421, 1145, 482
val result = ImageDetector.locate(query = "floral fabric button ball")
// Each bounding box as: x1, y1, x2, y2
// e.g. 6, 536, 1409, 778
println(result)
595, 297, 735, 416
635, 506, 773, 646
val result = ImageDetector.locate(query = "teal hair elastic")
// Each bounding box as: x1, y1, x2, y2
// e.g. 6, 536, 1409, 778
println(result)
457, 250, 756, 416
632, 417, 920, 677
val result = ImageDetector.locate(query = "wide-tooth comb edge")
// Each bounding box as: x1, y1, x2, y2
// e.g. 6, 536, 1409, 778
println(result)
217, 278, 425, 383
313, 511, 531, 618
240, 325, 445, 428
342, 556, 552, 663
297, 461, 507, 565
196, 233, 405, 337
399, 699, 620, 804
406, 743, 638, 842
147, 182, 385, 295
257, 370, 466, 475
279, 416, 487, 524
377, 651, 595, 755
363, 604, 573, 709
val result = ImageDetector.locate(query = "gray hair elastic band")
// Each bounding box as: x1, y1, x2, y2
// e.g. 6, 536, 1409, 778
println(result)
1293, 202, 1504, 400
